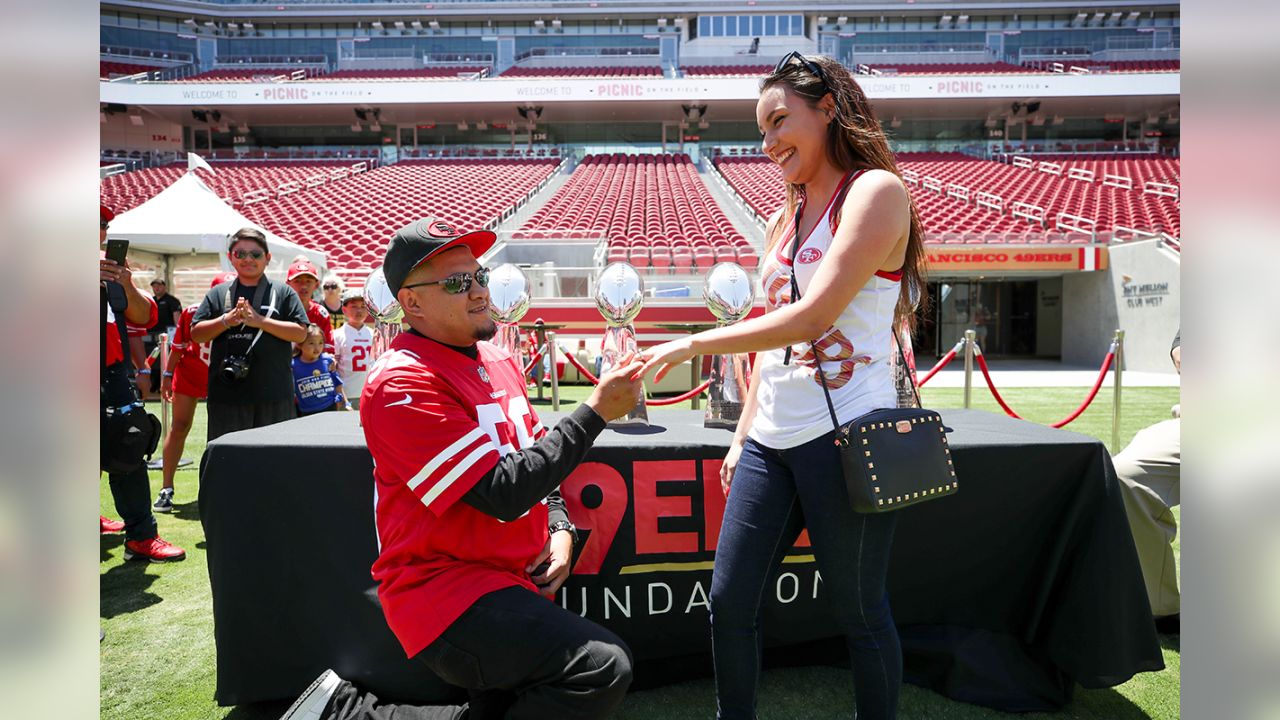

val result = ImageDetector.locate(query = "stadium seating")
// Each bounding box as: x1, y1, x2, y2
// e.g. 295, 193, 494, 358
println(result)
236, 159, 561, 280
1023, 59, 1180, 74
498, 66, 663, 78
682, 64, 773, 77
713, 152, 1180, 241
101, 60, 160, 78
178, 68, 326, 82
859, 62, 1036, 75
319, 67, 488, 81
517, 153, 757, 271
99, 160, 367, 213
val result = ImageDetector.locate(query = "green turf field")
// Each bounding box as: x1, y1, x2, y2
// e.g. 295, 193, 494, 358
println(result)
101, 385, 1180, 720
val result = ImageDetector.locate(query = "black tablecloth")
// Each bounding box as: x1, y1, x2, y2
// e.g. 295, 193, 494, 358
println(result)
200, 409, 1162, 711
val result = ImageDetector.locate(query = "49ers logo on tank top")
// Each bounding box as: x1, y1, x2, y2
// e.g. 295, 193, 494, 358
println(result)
796, 247, 823, 264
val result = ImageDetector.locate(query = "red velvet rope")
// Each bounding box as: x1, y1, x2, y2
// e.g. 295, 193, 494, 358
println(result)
522, 344, 546, 376
917, 348, 958, 387
645, 379, 712, 406
974, 347, 1115, 428
559, 347, 600, 385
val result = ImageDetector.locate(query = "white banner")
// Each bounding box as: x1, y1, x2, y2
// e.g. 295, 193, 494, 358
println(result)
101, 72, 1178, 107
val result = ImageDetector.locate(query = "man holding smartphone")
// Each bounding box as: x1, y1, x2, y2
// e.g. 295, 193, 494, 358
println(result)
100, 204, 185, 562
190, 228, 309, 442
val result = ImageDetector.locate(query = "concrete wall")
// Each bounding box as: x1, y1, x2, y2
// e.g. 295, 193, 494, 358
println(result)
1062, 240, 1180, 371
101, 111, 184, 153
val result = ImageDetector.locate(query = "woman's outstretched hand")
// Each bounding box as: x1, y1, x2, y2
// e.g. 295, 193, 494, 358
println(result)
633, 338, 696, 383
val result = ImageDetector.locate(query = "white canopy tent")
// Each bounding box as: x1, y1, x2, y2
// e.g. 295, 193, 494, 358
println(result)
106, 170, 327, 281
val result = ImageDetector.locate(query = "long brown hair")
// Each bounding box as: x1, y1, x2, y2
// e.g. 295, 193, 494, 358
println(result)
761, 54, 928, 331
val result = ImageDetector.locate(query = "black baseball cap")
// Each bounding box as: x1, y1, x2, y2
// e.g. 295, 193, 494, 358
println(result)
382, 217, 496, 295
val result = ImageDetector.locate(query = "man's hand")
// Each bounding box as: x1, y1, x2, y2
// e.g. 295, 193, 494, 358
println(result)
585, 354, 645, 422
99, 258, 132, 286
527, 530, 574, 599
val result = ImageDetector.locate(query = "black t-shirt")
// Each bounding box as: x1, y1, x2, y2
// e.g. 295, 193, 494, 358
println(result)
149, 293, 183, 334
193, 277, 309, 404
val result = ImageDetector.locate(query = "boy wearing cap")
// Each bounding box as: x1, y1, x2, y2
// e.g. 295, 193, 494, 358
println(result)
190, 228, 310, 442
286, 256, 336, 355
332, 289, 372, 410
283, 218, 644, 720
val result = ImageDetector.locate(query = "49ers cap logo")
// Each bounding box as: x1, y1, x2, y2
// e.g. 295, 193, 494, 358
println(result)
797, 247, 823, 264
422, 220, 458, 239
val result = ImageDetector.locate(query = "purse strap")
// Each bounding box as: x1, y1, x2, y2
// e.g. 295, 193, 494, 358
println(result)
785, 192, 922, 441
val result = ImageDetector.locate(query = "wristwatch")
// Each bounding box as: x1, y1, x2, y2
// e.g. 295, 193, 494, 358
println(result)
549, 520, 579, 548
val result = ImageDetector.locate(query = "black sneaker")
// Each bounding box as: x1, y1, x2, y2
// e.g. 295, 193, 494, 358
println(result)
280, 669, 343, 720
153, 488, 174, 513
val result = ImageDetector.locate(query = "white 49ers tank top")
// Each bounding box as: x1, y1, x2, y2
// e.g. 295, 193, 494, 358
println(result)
748, 169, 903, 450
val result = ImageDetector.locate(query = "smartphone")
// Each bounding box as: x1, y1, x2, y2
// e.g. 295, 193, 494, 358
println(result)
105, 238, 129, 267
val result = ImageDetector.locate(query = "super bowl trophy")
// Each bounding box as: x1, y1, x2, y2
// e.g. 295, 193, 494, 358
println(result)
703, 262, 755, 429
363, 266, 404, 362
594, 262, 648, 426
487, 263, 531, 360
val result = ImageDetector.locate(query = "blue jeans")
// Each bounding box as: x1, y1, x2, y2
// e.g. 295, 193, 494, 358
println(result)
711, 432, 901, 719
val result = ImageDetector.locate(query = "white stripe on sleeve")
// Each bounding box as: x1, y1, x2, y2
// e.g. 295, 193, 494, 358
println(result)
419, 441, 497, 510
406, 427, 488, 491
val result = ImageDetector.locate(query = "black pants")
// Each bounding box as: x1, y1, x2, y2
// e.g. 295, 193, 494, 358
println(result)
206, 399, 297, 443
101, 366, 157, 542
324, 586, 633, 720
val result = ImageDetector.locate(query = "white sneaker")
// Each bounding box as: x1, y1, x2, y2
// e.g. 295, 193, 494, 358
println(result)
280, 669, 344, 720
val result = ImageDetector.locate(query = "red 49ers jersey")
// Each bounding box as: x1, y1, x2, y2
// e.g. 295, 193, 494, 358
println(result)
360, 331, 549, 657
171, 305, 212, 398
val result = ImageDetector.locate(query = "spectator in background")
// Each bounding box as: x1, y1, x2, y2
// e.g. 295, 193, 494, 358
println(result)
286, 256, 335, 354
152, 271, 236, 513
321, 273, 345, 327
291, 323, 348, 415
1114, 330, 1181, 634
99, 203, 185, 561
146, 278, 183, 392
332, 289, 372, 410
190, 229, 309, 442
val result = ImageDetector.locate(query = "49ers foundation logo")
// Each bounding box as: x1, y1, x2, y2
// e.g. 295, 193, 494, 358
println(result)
796, 247, 823, 264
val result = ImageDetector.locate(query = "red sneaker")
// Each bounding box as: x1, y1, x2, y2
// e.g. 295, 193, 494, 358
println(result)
100, 516, 124, 534
123, 536, 186, 562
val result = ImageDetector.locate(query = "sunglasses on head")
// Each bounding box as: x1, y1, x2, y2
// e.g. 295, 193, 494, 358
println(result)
403, 267, 491, 295
232, 249, 265, 260
774, 51, 827, 88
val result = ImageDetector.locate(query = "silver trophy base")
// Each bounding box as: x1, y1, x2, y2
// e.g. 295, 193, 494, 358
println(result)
704, 352, 750, 429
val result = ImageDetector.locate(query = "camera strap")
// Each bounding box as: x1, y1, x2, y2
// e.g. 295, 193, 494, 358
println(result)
223, 278, 275, 357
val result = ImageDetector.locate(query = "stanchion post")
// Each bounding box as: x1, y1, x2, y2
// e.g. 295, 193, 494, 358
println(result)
548, 331, 560, 411
690, 355, 701, 410
159, 333, 170, 438
1112, 329, 1124, 452
963, 329, 976, 409
534, 326, 547, 402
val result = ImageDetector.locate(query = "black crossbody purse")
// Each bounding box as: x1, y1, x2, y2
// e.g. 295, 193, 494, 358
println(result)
786, 206, 958, 513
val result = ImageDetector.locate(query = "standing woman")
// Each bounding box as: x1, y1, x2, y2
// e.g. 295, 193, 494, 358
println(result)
636, 53, 927, 719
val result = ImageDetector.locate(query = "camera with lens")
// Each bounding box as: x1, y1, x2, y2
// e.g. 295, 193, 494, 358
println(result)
220, 355, 251, 383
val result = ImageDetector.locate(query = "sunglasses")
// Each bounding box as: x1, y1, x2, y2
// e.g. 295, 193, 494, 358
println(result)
774, 51, 827, 88
403, 267, 491, 295
322, 283, 340, 290
231, 249, 265, 260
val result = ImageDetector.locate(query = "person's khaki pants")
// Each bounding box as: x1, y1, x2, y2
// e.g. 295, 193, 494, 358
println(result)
1114, 418, 1181, 617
